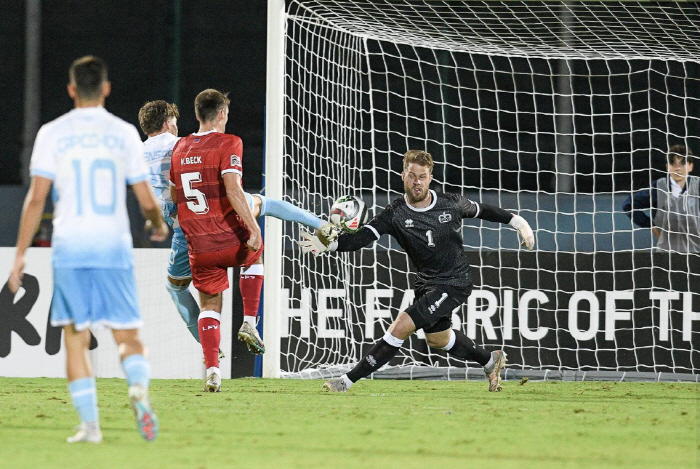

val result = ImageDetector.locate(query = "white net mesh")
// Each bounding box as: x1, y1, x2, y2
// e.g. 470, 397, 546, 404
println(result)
276, 0, 700, 380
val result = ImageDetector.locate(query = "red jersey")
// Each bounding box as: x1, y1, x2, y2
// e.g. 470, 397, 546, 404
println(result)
169, 131, 248, 253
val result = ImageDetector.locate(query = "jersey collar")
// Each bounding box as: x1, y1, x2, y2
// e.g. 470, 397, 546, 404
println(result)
192, 130, 218, 136
404, 190, 437, 212
147, 132, 178, 142
69, 106, 107, 116
669, 176, 685, 196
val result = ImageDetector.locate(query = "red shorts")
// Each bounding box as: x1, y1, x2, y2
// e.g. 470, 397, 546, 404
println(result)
189, 242, 263, 295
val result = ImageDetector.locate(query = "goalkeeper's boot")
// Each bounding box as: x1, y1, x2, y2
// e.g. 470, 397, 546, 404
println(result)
67, 422, 102, 444
484, 350, 507, 392
129, 384, 159, 441
238, 322, 265, 354
323, 377, 348, 393
204, 368, 221, 393
202, 348, 225, 365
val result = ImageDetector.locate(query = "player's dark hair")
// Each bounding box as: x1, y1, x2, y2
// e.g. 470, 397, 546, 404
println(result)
403, 150, 434, 173
195, 89, 230, 123
138, 100, 180, 135
69, 56, 108, 101
667, 144, 695, 166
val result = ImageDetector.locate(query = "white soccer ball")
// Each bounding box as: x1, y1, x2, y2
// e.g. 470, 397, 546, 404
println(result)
329, 195, 368, 233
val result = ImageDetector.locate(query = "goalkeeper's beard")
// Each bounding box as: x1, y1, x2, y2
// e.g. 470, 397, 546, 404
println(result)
404, 183, 429, 205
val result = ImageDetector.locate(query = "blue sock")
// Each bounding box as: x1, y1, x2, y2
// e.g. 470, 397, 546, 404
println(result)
122, 355, 151, 388
165, 282, 200, 342
258, 195, 324, 229
68, 377, 99, 424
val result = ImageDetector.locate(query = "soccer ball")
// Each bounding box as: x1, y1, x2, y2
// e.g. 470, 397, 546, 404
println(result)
329, 195, 368, 233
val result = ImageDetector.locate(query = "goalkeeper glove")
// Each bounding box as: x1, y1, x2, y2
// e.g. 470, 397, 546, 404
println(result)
316, 223, 341, 246
298, 229, 337, 256
509, 215, 535, 250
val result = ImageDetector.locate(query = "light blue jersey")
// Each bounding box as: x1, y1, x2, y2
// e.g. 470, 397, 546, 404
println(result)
29, 106, 148, 329
30, 107, 149, 269
143, 132, 180, 227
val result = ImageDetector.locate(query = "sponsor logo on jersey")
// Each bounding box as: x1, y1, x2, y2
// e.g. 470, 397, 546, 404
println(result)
144, 149, 173, 162
439, 212, 452, 223
57, 133, 125, 152
230, 155, 241, 167
405, 219, 414, 228
181, 156, 202, 165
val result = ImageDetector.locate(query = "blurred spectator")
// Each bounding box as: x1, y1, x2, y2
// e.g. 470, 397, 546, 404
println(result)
622, 144, 699, 252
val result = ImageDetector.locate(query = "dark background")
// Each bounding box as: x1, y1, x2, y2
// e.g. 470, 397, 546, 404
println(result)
0, 0, 270, 377
282, 1, 700, 198
3, 2, 699, 193
0, 0, 268, 189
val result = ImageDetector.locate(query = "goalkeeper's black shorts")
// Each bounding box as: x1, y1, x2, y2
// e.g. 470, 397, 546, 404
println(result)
406, 284, 472, 333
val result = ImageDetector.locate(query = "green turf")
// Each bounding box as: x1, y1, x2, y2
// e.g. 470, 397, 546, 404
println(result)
0, 378, 696, 469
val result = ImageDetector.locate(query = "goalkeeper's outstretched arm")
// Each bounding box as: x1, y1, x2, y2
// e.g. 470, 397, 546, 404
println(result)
468, 202, 535, 250
298, 225, 377, 256
333, 226, 377, 251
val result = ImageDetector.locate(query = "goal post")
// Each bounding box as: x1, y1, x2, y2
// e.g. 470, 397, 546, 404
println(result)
262, 0, 286, 378
264, 0, 700, 381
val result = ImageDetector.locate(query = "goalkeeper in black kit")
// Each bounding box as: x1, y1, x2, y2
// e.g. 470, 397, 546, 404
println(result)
299, 150, 535, 392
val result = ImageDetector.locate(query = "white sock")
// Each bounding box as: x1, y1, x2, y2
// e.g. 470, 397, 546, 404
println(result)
206, 366, 221, 377
243, 316, 256, 326
341, 374, 354, 390
382, 331, 405, 348
85, 421, 101, 432
484, 352, 495, 371
440, 330, 457, 351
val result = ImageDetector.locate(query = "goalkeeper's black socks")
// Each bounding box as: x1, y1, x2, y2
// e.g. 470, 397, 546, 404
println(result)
443, 329, 491, 366
346, 338, 400, 383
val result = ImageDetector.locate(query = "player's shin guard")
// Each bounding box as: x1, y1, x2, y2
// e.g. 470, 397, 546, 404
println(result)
346, 332, 403, 383
441, 329, 491, 366
122, 354, 151, 388
165, 281, 200, 342
198, 310, 221, 368
68, 377, 99, 424
240, 265, 264, 325
257, 194, 324, 230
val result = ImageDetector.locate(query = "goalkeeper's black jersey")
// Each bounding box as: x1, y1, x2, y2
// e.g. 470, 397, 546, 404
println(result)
365, 190, 478, 289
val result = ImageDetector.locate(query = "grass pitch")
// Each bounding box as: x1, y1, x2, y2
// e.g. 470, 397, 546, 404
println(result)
0, 377, 696, 469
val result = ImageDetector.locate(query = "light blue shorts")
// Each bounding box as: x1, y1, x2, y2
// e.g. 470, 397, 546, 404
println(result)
167, 195, 258, 280
167, 227, 192, 280
51, 267, 142, 331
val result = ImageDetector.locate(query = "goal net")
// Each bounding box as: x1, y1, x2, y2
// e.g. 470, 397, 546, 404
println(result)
264, 0, 700, 381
